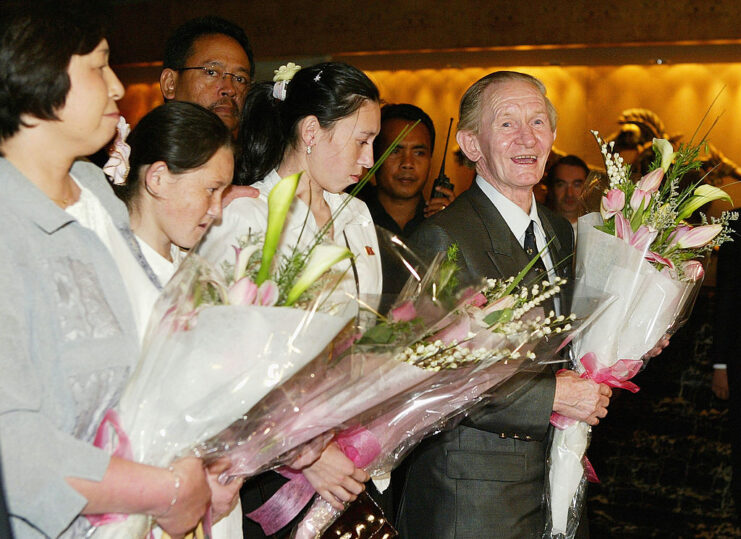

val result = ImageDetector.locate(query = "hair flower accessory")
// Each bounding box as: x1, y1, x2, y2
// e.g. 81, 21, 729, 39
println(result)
272, 62, 301, 101
103, 115, 131, 185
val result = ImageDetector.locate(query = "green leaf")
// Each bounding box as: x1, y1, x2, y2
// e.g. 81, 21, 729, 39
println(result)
502, 237, 555, 296
483, 308, 513, 326
357, 323, 396, 344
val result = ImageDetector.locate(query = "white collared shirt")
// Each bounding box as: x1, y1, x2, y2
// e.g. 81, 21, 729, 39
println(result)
204, 170, 382, 298
476, 175, 560, 313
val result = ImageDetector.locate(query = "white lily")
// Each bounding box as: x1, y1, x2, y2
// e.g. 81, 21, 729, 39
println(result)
285, 244, 352, 306
652, 138, 676, 172
233, 244, 261, 282
256, 172, 301, 285
676, 184, 732, 222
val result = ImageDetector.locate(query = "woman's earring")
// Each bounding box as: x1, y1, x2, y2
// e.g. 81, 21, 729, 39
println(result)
306, 145, 312, 155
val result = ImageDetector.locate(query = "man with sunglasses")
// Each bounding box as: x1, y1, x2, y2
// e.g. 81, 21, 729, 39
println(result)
160, 16, 254, 138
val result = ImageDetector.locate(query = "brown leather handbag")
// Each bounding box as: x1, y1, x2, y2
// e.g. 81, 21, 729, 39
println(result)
319, 492, 398, 539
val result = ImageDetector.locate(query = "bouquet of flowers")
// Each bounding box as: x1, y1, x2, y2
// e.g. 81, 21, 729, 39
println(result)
88, 122, 431, 538
90, 170, 366, 538
544, 128, 737, 538
189, 243, 538, 533
287, 252, 595, 538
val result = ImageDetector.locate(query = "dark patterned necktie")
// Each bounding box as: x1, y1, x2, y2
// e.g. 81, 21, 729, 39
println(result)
524, 220, 548, 279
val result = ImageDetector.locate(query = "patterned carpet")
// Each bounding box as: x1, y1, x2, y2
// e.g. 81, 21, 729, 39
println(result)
586, 290, 740, 538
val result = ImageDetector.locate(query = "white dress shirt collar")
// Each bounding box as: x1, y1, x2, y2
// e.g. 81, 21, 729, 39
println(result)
475, 175, 560, 314
475, 175, 543, 245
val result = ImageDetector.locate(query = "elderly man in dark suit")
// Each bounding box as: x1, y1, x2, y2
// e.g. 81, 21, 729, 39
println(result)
396, 71, 612, 538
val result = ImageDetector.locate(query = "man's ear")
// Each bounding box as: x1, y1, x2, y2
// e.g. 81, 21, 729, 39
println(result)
159, 69, 178, 100
144, 161, 169, 197
456, 130, 482, 164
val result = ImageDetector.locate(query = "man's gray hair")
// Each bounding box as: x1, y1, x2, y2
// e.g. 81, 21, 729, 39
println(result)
458, 71, 558, 134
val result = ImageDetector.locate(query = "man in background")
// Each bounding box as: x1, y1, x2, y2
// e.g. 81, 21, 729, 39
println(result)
361, 104, 454, 237
159, 16, 253, 138
545, 154, 589, 231
159, 16, 256, 203
360, 104, 455, 295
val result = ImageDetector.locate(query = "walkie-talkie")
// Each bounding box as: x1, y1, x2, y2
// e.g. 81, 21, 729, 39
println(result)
431, 117, 454, 198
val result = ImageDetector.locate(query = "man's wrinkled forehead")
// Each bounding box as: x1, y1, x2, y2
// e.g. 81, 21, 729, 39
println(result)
482, 81, 549, 121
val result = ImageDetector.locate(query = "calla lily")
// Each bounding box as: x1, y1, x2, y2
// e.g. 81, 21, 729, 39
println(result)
256, 172, 302, 285
668, 223, 722, 249
681, 260, 705, 281
285, 244, 352, 306
257, 280, 279, 306
390, 300, 417, 322
233, 244, 261, 282
652, 138, 676, 173
615, 213, 657, 252
630, 189, 652, 212
228, 276, 258, 306
676, 184, 732, 222
600, 189, 625, 220
635, 168, 664, 193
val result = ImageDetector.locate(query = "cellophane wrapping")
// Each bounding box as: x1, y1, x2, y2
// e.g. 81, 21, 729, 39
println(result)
90, 243, 356, 538
544, 212, 701, 539
291, 289, 606, 538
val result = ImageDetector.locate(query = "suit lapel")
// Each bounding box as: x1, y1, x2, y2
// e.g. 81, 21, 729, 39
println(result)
466, 183, 531, 280
537, 206, 573, 280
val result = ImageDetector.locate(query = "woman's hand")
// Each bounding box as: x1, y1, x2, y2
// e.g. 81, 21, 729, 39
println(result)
155, 457, 211, 537
287, 431, 335, 470
301, 442, 369, 510
642, 334, 670, 361
204, 458, 244, 524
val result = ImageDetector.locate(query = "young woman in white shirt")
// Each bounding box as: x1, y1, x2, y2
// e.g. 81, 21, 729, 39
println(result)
202, 61, 383, 537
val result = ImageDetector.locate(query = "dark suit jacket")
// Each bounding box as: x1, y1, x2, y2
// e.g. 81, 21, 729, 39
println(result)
396, 182, 574, 539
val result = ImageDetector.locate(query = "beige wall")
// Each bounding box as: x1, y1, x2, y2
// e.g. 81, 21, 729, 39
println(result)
115, 61, 741, 210
364, 63, 741, 210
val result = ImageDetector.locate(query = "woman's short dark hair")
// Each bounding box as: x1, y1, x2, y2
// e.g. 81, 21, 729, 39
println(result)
0, 5, 106, 143
116, 101, 233, 209
235, 62, 380, 185
163, 16, 254, 80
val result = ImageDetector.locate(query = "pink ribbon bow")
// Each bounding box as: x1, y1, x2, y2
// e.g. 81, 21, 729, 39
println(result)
549, 353, 643, 483
86, 409, 133, 526
247, 426, 381, 535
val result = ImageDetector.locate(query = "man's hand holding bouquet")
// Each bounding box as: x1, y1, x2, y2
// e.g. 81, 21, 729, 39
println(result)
545, 121, 737, 538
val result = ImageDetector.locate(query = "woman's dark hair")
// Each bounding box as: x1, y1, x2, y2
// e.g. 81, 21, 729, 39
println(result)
116, 101, 233, 209
235, 62, 380, 185
0, 5, 106, 143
